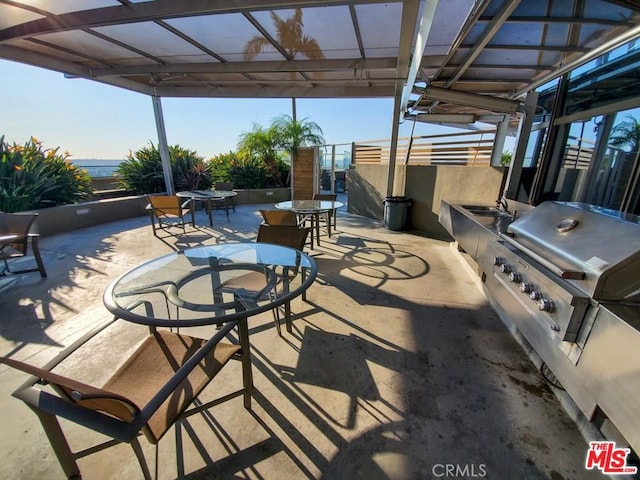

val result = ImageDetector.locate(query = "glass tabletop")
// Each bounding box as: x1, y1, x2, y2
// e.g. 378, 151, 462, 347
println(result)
275, 200, 344, 213
103, 243, 317, 327
177, 190, 237, 199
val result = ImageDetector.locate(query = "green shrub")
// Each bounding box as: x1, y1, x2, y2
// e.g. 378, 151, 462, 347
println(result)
207, 151, 237, 184
0, 135, 93, 212
228, 156, 270, 189
117, 143, 211, 194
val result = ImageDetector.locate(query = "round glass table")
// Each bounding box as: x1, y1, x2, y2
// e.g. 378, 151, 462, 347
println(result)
275, 200, 344, 248
103, 243, 317, 327
177, 190, 238, 226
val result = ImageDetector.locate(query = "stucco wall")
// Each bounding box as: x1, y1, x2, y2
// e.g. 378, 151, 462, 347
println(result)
349, 164, 505, 239
29, 196, 149, 237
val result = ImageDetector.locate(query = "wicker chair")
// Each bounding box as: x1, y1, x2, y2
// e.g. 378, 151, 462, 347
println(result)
0, 212, 47, 277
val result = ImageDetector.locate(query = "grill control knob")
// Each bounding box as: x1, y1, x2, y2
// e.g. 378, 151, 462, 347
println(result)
520, 282, 533, 293
492, 256, 503, 266
509, 272, 521, 283
500, 263, 511, 274
529, 290, 542, 301
538, 298, 555, 313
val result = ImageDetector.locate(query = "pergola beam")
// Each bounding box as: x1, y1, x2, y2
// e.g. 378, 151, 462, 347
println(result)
0, 44, 155, 94
90, 58, 397, 77
399, 0, 439, 115
418, 85, 521, 113
445, 0, 521, 88
151, 85, 394, 98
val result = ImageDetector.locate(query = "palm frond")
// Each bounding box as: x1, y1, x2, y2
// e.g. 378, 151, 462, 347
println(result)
243, 37, 272, 60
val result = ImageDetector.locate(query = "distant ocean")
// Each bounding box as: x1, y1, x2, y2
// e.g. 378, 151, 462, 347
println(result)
71, 159, 124, 178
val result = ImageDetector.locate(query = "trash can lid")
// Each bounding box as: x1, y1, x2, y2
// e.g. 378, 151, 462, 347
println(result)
384, 196, 410, 203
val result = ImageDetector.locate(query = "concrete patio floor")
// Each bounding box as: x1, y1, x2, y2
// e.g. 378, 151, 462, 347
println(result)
0, 201, 605, 479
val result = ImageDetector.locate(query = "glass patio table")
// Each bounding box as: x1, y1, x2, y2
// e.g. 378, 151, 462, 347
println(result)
103, 243, 317, 328
177, 190, 238, 226
274, 200, 344, 248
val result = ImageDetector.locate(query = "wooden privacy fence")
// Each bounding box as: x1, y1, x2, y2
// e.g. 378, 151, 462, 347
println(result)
353, 129, 496, 166
562, 136, 596, 169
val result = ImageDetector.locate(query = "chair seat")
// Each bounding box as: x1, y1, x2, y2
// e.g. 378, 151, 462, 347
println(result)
103, 330, 240, 441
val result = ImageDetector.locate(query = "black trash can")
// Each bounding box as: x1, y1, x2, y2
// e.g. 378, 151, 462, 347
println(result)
383, 196, 411, 231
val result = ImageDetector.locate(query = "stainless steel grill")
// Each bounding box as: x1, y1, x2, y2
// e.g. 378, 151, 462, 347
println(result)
504, 202, 640, 303
440, 199, 640, 454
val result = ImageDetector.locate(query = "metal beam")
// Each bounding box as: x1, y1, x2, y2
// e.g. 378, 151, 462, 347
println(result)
445, 0, 522, 88
0, 44, 155, 95
411, 113, 476, 123
419, 86, 520, 113
477, 15, 635, 27
90, 58, 397, 77
151, 96, 175, 195
490, 114, 509, 166
386, 0, 420, 197
513, 22, 640, 97
399, 0, 439, 115
151, 84, 394, 98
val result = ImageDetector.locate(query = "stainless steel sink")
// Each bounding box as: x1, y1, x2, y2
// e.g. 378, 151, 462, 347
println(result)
460, 205, 512, 217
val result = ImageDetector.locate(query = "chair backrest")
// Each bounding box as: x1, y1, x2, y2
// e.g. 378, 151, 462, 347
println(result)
313, 194, 337, 201
260, 209, 298, 226
0, 212, 38, 255
147, 195, 187, 217
257, 224, 310, 250
215, 182, 234, 191
0, 356, 140, 423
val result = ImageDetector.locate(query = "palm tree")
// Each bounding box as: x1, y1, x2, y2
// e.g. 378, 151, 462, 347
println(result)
610, 115, 640, 154
273, 114, 325, 152
243, 8, 325, 63
272, 115, 325, 187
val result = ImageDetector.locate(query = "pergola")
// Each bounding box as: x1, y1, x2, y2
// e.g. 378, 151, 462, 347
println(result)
2, 0, 639, 194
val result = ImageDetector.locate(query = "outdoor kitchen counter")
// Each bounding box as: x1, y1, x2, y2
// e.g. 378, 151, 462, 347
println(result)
441, 199, 640, 456
438, 200, 522, 273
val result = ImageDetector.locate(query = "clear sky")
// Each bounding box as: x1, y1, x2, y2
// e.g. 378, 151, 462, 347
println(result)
1, 58, 461, 161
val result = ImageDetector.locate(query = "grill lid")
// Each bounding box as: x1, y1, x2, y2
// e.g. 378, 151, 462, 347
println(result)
506, 202, 640, 302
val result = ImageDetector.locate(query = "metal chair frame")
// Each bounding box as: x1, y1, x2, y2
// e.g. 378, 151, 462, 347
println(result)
0, 212, 47, 277
146, 195, 193, 236
0, 315, 252, 479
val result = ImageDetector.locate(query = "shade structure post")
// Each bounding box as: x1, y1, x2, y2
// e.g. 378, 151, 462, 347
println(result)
152, 95, 175, 195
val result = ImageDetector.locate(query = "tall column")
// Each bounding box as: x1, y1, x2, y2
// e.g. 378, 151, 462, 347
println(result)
152, 96, 174, 195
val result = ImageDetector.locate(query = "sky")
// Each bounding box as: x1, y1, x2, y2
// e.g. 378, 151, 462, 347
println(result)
0, 59, 461, 161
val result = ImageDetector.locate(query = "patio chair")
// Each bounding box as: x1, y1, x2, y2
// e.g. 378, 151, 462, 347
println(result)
260, 209, 299, 226
313, 193, 338, 232
0, 212, 47, 277
215, 182, 236, 213
223, 224, 310, 335
0, 316, 252, 480
146, 195, 193, 235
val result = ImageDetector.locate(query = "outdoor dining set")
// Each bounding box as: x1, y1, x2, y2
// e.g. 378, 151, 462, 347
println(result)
0, 188, 343, 479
